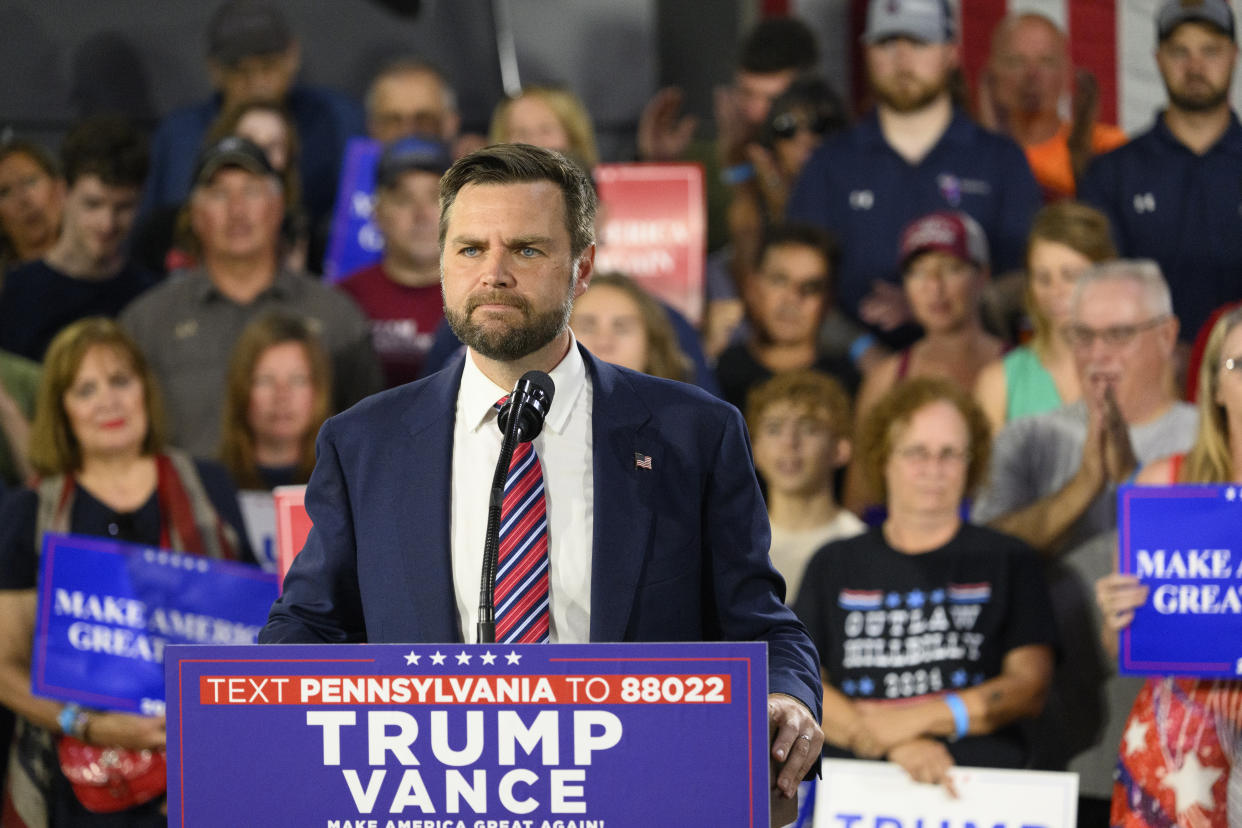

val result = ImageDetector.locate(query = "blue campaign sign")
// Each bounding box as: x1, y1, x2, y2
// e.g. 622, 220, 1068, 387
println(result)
31, 533, 279, 713
324, 137, 385, 282
1117, 484, 1242, 677
166, 642, 769, 827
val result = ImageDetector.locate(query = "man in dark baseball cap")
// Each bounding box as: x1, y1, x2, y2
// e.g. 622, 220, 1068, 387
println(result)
191, 135, 280, 190
140, 0, 363, 247
1077, 0, 1241, 346
205, 0, 298, 106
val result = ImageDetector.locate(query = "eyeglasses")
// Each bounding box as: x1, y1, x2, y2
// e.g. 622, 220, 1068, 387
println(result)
1064, 316, 1168, 349
769, 110, 837, 141
892, 445, 970, 466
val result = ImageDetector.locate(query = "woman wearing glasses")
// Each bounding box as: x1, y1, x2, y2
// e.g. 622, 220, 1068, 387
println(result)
795, 377, 1055, 792
1096, 307, 1242, 827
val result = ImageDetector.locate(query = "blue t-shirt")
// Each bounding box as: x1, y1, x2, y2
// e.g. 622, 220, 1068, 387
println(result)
1077, 112, 1242, 341
787, 109, 1040, 335
0, 259, 157, 361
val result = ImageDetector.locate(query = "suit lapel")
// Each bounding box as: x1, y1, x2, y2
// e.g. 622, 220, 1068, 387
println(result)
586, 351, 659, 641
396, 356, 465, 642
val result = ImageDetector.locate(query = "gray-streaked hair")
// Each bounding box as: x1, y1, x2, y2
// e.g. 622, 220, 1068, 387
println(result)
1072, 259, 1173, 318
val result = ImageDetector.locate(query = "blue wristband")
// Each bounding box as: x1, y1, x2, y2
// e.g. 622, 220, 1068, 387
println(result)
943, 693, 969, 741
848, 333, 878, 367
58, 703, 81, 736
720, 163, 754, 185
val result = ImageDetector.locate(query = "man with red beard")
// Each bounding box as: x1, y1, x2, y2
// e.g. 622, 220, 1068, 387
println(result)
1078, 0, 1242, 346
971, 261, 1197, 822
787, 0, 1039, 350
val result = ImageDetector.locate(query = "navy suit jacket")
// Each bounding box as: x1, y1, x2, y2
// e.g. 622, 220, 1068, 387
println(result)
261, 347, 821, 717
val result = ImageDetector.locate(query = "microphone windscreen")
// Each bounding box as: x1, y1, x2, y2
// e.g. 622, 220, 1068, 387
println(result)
518, 370, 555, 406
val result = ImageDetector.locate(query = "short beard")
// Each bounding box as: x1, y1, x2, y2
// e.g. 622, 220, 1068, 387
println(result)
1166, 83, 1230, 113
872, 76, 947, 114
443, 266, 578, 362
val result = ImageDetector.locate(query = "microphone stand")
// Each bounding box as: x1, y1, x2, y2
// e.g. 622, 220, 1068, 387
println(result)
477, 395, 528, 644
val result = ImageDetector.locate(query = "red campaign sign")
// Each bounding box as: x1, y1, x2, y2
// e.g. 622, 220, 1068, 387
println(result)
593, 163, 706, 325
274, 485, 311, 586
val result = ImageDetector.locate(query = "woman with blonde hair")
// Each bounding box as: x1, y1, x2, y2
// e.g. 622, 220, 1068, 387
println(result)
1097, 306, 1242, 826
489, 85, 600, 167
0, 318, 249, 825
974, 201, 1117, 434
219, 313, 332, 491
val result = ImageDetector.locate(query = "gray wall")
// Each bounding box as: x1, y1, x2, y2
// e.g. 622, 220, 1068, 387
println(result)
0, 0, 780, 162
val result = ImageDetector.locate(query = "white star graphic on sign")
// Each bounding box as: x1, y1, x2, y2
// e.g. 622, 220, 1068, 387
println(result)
1161, 752, 1222, 815
430, 651, 446, 666
1122, 718, 1149, 755
505, 651, 522, 665
403, 651, 420, 666
456, 651, 472, 665
480, 651, 497, 666
1227, 487, 1237, 502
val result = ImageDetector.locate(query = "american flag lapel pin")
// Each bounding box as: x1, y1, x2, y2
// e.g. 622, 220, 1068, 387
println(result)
633, 451, 653, 470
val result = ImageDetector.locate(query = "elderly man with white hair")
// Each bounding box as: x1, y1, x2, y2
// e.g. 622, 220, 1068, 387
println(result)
971, 259, 1197, 822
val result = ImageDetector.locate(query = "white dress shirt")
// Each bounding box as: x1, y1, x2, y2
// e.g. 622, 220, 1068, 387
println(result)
451, 336, 594, 643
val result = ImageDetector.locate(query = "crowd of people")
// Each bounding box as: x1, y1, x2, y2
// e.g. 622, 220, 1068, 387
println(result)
0, 0, 1241, 825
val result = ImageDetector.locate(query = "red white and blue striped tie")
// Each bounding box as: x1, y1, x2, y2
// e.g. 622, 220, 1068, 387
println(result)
494, 397, 550, 643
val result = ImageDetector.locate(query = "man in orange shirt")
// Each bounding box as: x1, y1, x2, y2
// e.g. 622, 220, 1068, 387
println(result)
980, 12, 1126, 200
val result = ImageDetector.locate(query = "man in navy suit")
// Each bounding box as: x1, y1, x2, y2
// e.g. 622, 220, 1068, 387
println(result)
260, 143, 824, 800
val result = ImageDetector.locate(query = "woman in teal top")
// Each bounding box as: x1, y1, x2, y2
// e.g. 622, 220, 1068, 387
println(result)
975, 202, 1117, 435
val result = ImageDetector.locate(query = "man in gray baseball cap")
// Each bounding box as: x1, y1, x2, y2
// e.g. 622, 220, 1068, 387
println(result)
1077, 0, 1242, 346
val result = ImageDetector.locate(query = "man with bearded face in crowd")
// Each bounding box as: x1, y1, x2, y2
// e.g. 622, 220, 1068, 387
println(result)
1078, 0, 1242, 344
787, 0, 1040, 348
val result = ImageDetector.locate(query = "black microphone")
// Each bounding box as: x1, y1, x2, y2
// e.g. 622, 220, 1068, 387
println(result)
497, 371, 555, 443
477, 371, 556, 643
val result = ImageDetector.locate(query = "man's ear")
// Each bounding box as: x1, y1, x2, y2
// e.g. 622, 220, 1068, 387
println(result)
573, 243, 596, 298
832, 437, 853, 469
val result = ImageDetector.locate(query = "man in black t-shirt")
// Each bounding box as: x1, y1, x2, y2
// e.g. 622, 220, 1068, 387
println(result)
0, 116, 155, 362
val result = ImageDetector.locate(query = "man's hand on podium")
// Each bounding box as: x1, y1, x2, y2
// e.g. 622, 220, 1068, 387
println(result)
768, 692, 823, 798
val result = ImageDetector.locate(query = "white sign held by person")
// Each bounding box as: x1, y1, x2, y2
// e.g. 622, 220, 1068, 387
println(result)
816, 759, 1077, 828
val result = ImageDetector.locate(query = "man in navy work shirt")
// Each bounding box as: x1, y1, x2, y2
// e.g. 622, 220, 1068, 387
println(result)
1077, 0, 1242, 343
787, 0, 1040, 348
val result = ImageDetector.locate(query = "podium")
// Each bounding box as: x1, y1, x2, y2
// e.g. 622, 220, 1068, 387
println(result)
166, 641, 770, 826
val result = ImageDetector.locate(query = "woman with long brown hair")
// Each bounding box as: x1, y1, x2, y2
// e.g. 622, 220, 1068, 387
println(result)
219, 312, 332, 490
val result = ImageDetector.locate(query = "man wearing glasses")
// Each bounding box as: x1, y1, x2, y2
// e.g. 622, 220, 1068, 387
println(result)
971, 260, 1198, 822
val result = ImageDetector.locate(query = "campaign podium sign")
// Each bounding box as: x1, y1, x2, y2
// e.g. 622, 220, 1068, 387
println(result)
816, 759, 1078, 827
1118, 484, 1242, 677
594, 163, 706, 325
31, 533, 278, 714
166, 642, 769, 826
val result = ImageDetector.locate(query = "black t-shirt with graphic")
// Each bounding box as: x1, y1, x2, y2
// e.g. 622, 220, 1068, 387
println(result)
794, 523, 1056, 768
